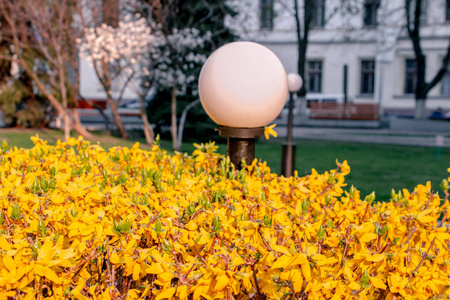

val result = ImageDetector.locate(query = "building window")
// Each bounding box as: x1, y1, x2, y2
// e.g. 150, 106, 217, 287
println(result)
363, 0, 379, 26
260, 0, 274, 30
442, 65, 450, 95
361, 60, 376, 94
312, 0, 326, 27
404, 59, 417, 94
308, 61, 322, 93
446, 0, 450, 21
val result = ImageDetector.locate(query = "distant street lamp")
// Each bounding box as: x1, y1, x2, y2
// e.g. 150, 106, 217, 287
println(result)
198, 41, 288, 169
281, 73, 303, 177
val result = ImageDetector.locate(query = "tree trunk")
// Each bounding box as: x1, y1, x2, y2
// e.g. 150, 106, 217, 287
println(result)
295, 0, 312, 98
139, 95, 154, 146
177, 99, 200, 149
171, 84, 179, 151
414, 99, 427, 119
57, 53, 70, 141
107, 94, 128, 139
70, 61, 96, 140
99, 60, 128, 138
0, 1, 92, 139
72, 118, 96, 139
17, 55, 92, 139
72, 108, 95, 140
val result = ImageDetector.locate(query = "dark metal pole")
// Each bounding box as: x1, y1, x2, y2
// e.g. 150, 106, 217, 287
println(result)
219, 127, 264, 170
287, 92, 294, 143
281, 92, 296, 177
227, 138, 256, 168
344, 64, 348, 103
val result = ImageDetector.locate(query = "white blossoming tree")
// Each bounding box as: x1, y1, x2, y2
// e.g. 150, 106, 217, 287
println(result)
78, 14, 154, 139
146, 27, 211, 151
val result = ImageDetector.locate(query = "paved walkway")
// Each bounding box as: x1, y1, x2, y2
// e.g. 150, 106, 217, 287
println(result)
275, 126, 450, 148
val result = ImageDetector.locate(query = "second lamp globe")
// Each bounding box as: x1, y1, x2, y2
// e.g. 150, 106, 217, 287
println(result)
287, 73, 303, 93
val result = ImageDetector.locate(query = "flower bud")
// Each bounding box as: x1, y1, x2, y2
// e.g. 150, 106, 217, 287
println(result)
440, 179, 449, 192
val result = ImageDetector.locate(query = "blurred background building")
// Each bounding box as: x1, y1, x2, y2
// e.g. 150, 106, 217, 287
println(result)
228, 0, 450, 118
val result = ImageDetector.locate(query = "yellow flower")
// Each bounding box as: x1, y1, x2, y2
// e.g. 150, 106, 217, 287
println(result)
388, 274, 408, 296
0, 136, 448, 299
264, 123, 277, 139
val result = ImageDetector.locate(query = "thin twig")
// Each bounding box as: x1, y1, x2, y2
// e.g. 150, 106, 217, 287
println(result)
250, 264, 264, 299
406, 238, 436, 286
257, 225, 273, 253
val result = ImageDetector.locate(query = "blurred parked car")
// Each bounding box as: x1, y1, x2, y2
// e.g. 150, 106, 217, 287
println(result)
429, 108, 450, 120
119, 99, 151, 109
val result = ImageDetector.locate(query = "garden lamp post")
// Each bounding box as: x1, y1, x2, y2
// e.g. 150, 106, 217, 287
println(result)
198, 41, 288, 169
281, 73, 303, 177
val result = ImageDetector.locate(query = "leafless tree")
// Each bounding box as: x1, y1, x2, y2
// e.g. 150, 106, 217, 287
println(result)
0, 0, 93, 140
122, 67, 156, 146
284, 0, 361, 97
405, 0, 450, 119
76, 0, 130, 139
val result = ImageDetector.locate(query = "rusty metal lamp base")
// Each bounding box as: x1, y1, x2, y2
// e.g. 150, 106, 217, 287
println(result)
281, 142, 296, 177
219, 126, 264, 170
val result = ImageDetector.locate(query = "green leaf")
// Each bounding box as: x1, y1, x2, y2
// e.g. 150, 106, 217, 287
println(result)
302, 199, 308, 213
360, 269, 370, 288
318, 225, 326, 240
11, 203, 22, 220
213, 215, 222, 233
440, 179, 449, 192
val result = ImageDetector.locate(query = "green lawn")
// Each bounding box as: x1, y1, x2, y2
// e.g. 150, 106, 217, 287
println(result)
1, 128, 448, 202
256, 139, 449, 202
0, 129, 154, 151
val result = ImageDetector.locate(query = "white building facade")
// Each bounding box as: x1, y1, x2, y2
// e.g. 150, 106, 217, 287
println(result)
229, 0, 450, 116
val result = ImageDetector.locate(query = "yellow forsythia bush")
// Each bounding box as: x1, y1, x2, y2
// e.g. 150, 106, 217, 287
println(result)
0, 136, 449, 300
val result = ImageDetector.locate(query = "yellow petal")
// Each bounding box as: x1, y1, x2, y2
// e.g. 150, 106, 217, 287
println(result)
316, 257, 338, 266
158, 272, 174, 282
232, 255, 245, 266
110, 252, 121, 264
271, 244, 291, 256
37, 240, 56, 264
288, 253, 307, 266
44, 267, 61, 284
34, 264, 46, 277
0, 236, 12, 251
301, 262, 311, 281
370, 277, 387, 290
57, 249, 75, 260
155, 287, 176, 300
367, 253, 385, 262
272, 254, 292, 269
3, 255, 16, 273
343, 265, 353, 280
132, 263, 140, 281
147, 263, 164, 274
177, 285, 188, 299
290, 270, 303, 292
348, 281, 361, 290
214, 274, 230, 291
185, 220, 198, 231
151, 249, 165, 263
360, 233, 377, 243
72, 278, 86, 296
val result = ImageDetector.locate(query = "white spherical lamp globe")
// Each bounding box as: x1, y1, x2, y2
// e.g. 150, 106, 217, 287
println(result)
198, 41, 288, 128
287, 73, 303, 92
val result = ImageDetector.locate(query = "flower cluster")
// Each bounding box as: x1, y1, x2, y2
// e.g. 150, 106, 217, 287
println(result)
78, 16, 153, 64
0, 137, 449, 299
149, 27, 211, 92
